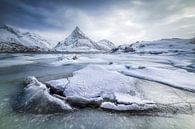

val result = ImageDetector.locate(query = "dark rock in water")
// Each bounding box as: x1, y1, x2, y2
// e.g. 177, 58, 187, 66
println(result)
111, 48, 119, 53
148, 51, 164, 55
172, 50, 179, 53
191, 37, 195, 44
125, 65, 131, 69
13, 76, 72, 114
139, 44, 145, 48
138, 66, 146, 69
123, 47, 135, 53
72, 55, 78, 60
58, 56, 64, 61
108, 62, 113, 65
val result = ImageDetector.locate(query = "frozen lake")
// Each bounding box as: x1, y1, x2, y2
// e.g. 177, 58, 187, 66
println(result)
0, 53, 195, 129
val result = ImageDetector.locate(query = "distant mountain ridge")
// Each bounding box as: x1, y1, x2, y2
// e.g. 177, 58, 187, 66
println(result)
1, 24, 194, 54
0, 25, 52, 52
112, 38, 195, 54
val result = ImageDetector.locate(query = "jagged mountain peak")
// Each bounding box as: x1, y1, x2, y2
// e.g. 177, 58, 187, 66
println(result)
55, 26, 93, 48
74, 26, 80, 31
70, 26, 87, 39
55, 27, 117, 52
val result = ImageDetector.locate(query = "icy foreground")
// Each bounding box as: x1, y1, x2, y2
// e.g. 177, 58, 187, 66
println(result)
62, 65, 139, 98
121, 66, 195, 92
14, 76, 72, 113
16, 63, 195, 114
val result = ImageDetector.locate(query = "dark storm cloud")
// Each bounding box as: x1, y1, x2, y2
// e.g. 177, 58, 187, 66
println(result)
0, 0, 195, 43
0, 0, 193, 29
0, 0, 57, 29
0, 0, 120, 30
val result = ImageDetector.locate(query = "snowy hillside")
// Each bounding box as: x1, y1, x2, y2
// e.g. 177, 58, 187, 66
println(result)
97, 39, 115, 51
0, 25, 52, 52
113, 38, 195, 54
55, 27, 115, 52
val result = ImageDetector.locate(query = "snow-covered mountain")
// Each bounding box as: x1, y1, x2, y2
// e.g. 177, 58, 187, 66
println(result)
55, 27, 115, 52
0, 25, 52, 52
113, 38, 195, 54
97, 39, 115, 51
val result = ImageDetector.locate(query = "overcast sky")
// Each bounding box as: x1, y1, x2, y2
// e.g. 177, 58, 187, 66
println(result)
0, 0, 195, 45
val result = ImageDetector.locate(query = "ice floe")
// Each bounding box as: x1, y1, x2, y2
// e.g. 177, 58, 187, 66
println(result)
50, 55, 107, 66
43, 64, 159, 112
100, 102, 157, 111
63, 65, 138, 99
14, 76, 72, 113
114, 92, 155, 105
121, 66, 195, 92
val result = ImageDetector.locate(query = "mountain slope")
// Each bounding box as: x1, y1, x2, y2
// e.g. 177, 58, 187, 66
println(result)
55, 27, 115, 52
0, 25, 52, 52
97, 39, 115, 51
113, 38, 195, 54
